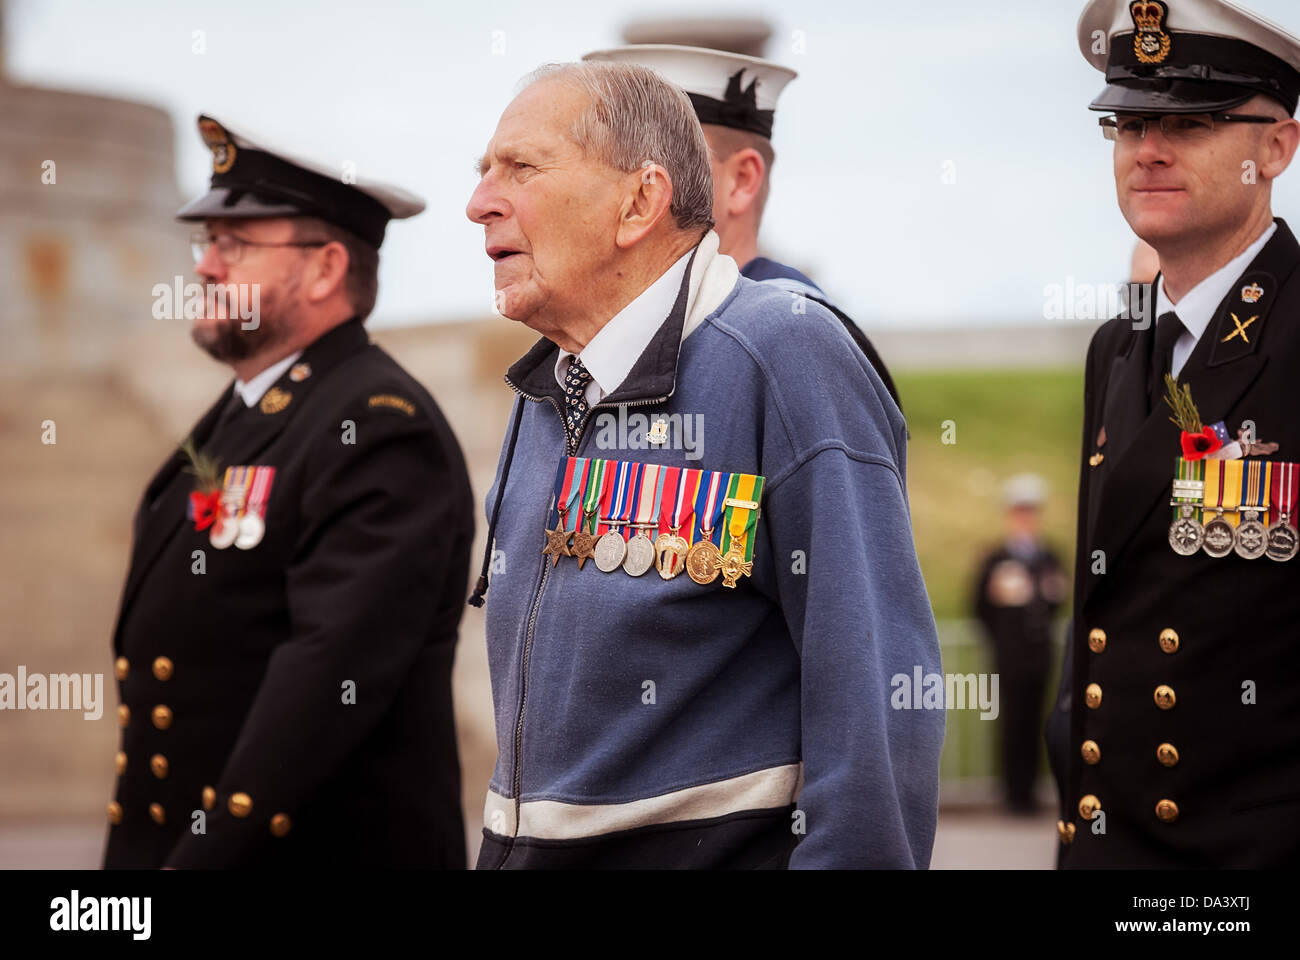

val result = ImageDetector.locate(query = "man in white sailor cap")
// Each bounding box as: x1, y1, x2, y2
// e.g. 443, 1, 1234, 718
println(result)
1059, 0, 1300, 867
583, 44, 901, 409
104, 116, 474, 869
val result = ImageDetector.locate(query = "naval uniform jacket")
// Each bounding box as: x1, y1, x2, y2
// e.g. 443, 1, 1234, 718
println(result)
104, 319, 473, 869
1061, 219, 1300, 868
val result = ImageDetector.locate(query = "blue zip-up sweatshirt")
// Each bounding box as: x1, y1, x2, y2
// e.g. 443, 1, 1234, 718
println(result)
476, 241, 943, 869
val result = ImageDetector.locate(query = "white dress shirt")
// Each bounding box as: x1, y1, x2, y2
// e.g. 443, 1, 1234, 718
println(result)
554, 250, 693, 406
1157, 222, 1276, 377
233, 350, 303, 407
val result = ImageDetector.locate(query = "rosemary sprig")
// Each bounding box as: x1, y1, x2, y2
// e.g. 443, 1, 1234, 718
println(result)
1162, 374, 1203, 434
178, 436, 222, 492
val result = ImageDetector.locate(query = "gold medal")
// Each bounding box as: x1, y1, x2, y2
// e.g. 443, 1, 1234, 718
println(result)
686, 534, 722, 584
654, 526, 690, 580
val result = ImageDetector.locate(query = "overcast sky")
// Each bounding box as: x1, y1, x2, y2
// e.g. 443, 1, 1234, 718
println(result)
9, 0, 1300, 328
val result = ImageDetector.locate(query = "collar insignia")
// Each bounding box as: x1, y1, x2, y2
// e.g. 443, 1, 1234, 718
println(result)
260, 387, 292, 415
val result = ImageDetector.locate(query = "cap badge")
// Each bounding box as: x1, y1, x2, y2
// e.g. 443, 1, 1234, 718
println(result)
260, 387, 292, 415
1131, 0, 1172, 65
1242, 283, 1264, 304
198, 118, 237, 175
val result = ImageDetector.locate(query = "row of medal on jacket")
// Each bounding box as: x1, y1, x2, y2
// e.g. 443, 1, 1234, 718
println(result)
543, 456, 765, 588
1168, 457, 1299, 561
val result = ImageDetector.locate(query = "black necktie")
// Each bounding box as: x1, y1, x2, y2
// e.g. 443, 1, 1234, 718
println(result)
1149, 310, 1186, 406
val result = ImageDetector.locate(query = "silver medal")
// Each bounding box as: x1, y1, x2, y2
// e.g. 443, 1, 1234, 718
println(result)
622, 530, 656, 576
235, 511, 265, 550
209, 514, 239, 550
1201, 513, 1236, 558
594, 530, 627, 572
1167, 504, 1204, 556
1267, 518, 1299, 562
1234, 511, 1268, 560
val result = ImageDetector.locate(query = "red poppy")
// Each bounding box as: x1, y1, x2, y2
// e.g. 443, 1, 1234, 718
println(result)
1180, 426, 1223, 461
190, 489, 221, 531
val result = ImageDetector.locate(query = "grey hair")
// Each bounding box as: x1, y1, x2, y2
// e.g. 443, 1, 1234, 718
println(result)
521, 61, 715, 232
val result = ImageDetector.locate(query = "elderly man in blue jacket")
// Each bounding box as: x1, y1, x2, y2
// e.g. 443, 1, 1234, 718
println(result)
466, 60, 943, 869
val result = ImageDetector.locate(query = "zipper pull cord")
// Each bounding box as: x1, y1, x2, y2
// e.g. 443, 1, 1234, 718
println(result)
468, 398, 527, 608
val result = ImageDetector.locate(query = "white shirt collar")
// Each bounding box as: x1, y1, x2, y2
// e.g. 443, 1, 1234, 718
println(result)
1156, 221, 1277, 342
554, 250, 693, 403
233, 350, 303, 407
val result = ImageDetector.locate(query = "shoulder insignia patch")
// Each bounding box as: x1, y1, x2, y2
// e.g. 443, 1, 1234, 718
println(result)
368, 394, 416, 417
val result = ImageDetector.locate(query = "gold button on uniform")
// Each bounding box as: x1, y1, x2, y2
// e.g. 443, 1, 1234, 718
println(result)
1154, 685, 1176, 710
116, 704, 130, 728
270, 814, 292, 838
114, 751, 127, 776
1158, 628, 1180, 654
151, 705, 173, 729
107, 801, 122, 825
1078, 794, 1101, 820
1081, 740, 1101, 765
1085, 683, 1103, 708
228, 792, 253, 818
1155, 799, 1180, 823
1088, 628, 1107, 653
1057, 820, 1076, 844
1157, 743, 1180, 767
202, 786, 215, 812
114, 657, 129, 681
150, 754, 169, 779
152, 656, 174, 681
149, 803, 166, 825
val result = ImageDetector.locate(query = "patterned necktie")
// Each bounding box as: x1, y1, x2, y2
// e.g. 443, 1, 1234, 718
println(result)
562, 356, 593, 453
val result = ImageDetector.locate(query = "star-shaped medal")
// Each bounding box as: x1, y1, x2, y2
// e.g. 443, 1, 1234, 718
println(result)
542, 522, 572, 567
571, 529, 599, 570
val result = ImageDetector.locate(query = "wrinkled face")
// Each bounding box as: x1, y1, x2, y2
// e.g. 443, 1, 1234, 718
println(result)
467, 80, 627, 327
1113, 102, 1276, 247
190, 217, 309, 362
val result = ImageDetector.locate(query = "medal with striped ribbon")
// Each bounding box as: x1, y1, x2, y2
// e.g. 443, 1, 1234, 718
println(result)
654, 467, 699, 580
686, 469, 728, 584
1267, 461, 1299, 562
719, 472, 765, 588
1234, 460, 1271, 560
1168, 457, 1205, 556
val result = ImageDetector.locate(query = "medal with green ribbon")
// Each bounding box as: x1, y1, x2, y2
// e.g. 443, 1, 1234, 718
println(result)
1168, 457, 1206, 556
718, 472, 765, 589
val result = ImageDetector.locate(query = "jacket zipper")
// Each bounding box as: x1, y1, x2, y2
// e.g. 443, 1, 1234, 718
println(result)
498, 379, 669, 866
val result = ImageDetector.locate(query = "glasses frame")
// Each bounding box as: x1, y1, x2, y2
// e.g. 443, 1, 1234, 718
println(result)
1099, 112, 1280, 143
191, 231, 329, 265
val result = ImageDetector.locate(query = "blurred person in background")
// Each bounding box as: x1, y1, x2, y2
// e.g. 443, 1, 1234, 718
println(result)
583, 44, 902, 411
973, 474, 1066, 815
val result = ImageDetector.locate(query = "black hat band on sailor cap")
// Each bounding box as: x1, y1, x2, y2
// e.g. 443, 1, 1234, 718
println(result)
1095, 31, 1300, 113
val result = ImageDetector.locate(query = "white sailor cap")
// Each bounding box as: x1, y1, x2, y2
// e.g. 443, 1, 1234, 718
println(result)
1078, 0, 1300, 114
582, 44, 796, 138
176, 115, 425, 249
1003, 474, 1049, 509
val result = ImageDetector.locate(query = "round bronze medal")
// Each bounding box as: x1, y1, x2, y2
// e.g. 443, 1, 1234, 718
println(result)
1266, 520, 1300, 562
593, 531, 627, 572
686, 539, 722, 585
1201, 515, 1236, 558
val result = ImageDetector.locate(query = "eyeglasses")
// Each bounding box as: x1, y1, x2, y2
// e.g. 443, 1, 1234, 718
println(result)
191, 232, 328, 265
1100, 113, 1279, 143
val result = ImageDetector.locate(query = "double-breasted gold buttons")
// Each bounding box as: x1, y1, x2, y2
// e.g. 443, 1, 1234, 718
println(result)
107, 801, 122, 825
1085, 683, 1103, 708
1158, 629, 1180, 654
202, 786, 215, 812
116, 704, 130, 728
1081, 740, 1101, 765
152, 657, 174, 681
114, 657, 129, 681
1078, 794, 1101, 820
150, 754, 169, 779
270, 814, 292, 838
229, 792, 253, 818
151, 705, 173, 729
149, 803, 166, 825
1155, 799, 1179, 823
1157, 743, 1180, 767
114, 751, 127, 776
1154, 685, 1176, 710
1088, 628, 1107, 653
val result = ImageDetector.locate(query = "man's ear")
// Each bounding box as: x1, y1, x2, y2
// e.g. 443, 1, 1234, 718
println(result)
615, 162, 674, 249
1260, 116, 1300, 181
720, 148, 765, 218
304, 241, 350, 303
